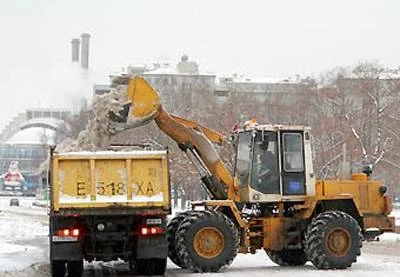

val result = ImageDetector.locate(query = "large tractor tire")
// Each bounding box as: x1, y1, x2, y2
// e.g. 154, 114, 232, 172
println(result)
167, 211, 190, 268
175, 210, 239, 273
304, 210, 362, 269
133, 258, 167, 275
266, 249, 307, 266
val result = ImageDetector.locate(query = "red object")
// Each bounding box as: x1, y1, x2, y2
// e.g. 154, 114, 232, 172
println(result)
56, 228, 80, 237
141, 227, 149, 235
72, 229, 80, 236
1, 161, 24, 187
140, 226, 164, 236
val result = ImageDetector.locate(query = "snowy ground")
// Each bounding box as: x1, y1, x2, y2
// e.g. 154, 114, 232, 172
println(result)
0, 196, 399, 277
0, 196, 48, 275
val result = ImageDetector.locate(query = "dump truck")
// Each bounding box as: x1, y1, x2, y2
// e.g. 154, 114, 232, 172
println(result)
49, 150, 170, 277
108, 76, 396, 273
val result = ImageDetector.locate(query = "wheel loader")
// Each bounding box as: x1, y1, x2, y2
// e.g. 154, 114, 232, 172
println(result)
109, 76, 395, 272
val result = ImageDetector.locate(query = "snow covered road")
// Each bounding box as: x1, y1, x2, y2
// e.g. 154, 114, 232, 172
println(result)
0, 196, 48, 276
0, 197, 399, 277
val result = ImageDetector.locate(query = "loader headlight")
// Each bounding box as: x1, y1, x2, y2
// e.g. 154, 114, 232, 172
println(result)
97, 223, 105, 231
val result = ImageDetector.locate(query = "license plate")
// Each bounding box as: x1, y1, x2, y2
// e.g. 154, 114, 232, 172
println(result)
52, 236, 78, 242
146, 218, 162, 225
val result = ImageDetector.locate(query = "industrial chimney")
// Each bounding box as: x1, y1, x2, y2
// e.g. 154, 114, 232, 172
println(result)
71, 38, 80, 62
80, 33, 90, 69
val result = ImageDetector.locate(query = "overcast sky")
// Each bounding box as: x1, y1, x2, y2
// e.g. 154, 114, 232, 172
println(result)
0, 0, 400, 132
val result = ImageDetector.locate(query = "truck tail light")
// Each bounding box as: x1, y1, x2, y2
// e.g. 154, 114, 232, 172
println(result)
140, 226, 164, 236
72, 228, 80, 236
56, 228, 80, 237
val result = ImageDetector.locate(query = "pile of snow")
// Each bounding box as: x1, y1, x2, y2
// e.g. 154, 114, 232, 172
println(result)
56, 85, 128, 152
378, 232, 400, 245
58, 150, 166, 157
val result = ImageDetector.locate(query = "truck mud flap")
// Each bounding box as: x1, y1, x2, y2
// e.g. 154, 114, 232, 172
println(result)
51, 241, 83, 261
136, 236, 168, 259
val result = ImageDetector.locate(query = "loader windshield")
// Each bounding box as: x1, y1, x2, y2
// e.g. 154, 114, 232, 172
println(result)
251, 131, 280, 194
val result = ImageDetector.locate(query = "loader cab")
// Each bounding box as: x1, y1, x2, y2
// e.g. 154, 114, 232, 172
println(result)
234, 125, 315, 203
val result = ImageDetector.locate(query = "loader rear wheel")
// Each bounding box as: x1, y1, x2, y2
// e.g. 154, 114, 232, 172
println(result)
266, 249, 307, 266
176, 210, 239, 272
304, 210, 362, 269
167, 211, 190, 268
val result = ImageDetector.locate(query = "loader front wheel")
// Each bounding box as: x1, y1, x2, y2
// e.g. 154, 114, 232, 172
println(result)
167, 211, 190, 268
304, 210, 362, 269
176, 210, 239, 272
266, 249, 307, 266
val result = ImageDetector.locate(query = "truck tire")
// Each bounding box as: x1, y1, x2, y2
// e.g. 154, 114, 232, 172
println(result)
175, 210, 239, 272
167, 211, 190, 268
67, 260, 83, 277
51, 260, 65, 277
133, 258, 167, 275
265, 249, 307, 266
304, 210, 362, 269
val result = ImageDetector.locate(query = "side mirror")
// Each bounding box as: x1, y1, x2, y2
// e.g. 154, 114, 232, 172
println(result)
379, 185, 387, 196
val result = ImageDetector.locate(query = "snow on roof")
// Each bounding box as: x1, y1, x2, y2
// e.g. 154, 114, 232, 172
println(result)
222, 75, 300, 84
6, 127, 56, 146
143, 64, 215, 76
19, 117, 64, 130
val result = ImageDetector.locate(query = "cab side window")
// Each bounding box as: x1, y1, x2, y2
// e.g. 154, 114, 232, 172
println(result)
283, 133, 304, 172
281, 132, 306, 195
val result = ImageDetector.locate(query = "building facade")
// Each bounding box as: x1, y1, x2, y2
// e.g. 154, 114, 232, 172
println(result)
142, 56, 216, 119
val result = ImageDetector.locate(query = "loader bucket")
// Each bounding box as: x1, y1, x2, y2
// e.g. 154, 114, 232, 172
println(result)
108, 76, 161, 131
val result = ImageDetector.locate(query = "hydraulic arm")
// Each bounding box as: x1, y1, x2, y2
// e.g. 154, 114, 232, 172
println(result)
113, 76, 239, 201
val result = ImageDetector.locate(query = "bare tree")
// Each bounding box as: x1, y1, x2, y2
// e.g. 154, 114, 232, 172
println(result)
316, 62, 400, 195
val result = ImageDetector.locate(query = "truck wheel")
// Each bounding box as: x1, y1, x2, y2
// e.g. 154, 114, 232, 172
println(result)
67, 260, 83, 277
134, 258, 167, 275
266, 249, 307, 266
304, 210, 362, 269
167, 211, 190, 268
51, 260, 65, 277
175, 210, 239, 272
